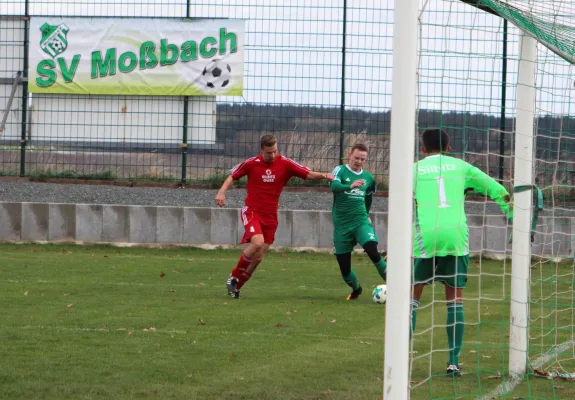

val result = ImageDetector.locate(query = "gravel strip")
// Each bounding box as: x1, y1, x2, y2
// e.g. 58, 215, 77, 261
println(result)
1, 181, 570, 217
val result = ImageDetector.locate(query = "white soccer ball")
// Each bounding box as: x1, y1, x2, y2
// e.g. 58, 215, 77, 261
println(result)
202, 59, 232, 91
372, 284, 387, 304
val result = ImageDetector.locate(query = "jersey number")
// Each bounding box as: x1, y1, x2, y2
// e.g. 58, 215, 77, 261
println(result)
435, 176, 450, 208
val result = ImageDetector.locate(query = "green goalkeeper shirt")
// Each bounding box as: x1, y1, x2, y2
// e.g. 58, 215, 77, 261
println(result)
330, 165, 376, 227
413, 154, 512, 258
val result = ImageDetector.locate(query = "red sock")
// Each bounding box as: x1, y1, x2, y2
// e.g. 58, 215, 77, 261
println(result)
237, 272, 252, 290
231, 253, 252, 287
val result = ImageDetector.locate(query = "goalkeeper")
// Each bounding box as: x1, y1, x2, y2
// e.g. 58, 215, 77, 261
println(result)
410, 129, 513, 377
330, 143, 388, 300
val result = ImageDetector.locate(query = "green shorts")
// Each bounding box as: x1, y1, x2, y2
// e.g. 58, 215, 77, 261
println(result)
334, 222, 378, 254
413, 255, 469, 288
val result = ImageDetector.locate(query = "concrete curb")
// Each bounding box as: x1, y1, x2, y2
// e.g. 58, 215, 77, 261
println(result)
0, 202, 572, 259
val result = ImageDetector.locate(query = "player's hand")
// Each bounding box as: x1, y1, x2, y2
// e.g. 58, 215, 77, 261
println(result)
350, 179, 365, 189
215, 191, 226, 207
324, 173, 335, 181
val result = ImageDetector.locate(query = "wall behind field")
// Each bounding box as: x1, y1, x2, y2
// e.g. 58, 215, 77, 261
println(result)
0, 201, 572, 260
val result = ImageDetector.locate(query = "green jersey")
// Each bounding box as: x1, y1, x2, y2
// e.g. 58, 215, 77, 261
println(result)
330, 165, 376, 227
413, 155, 512, 257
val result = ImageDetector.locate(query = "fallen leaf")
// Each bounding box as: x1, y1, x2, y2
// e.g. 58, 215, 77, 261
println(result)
101, 324, 108, 329
115, 250, 121, 254
281, 253, 287, 257
316, 311, 323, 315
160, 272, 165, 278
149, 327, 157, 331
186, 372, 193, 378
31, 248, 36, 252
104, 255, 108, 258
198, 282, 205, 286
320, 388, 332, 396
169, 289, 176, 293
142, 328, 149, 332
229, 353, 237, 359
128, 330, 133, 335
23, 291, 28, 296
68, 250, 72, 254
223, 302, 228, 305
360, 341, 373, 345
63, 293, 69, 296
316, 319, 325, 323
330, 319, 336, 323
155, 343, 161, 347
116, 328, 126, 331
275, 323, 283, 328
469, 350, 477, 354
172, 269, 180, 273
208, 276, 213, 280
199, 319, 205, 325
481, 355, 492, 359
188, 258, 195, 262
67, 303, 74, 308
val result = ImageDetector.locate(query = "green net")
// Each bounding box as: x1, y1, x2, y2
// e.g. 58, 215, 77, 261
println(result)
410, 1, 575, 399
462, 0, 575, 64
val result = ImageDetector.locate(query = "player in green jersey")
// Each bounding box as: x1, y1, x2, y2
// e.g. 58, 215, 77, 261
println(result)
330, 143, 388, 300
411, 129, 513, 376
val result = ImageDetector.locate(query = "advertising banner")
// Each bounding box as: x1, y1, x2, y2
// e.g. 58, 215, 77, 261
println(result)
28, 18, 244, 96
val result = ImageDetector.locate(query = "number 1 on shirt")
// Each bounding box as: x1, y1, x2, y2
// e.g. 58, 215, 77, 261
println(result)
436, 176, 450, 208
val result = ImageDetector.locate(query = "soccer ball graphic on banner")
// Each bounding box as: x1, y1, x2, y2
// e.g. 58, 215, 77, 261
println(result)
372, 284, 387, 304
202, 59, 232, 91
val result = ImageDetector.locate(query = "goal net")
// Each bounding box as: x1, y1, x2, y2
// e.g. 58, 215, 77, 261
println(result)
385, 0, 575, 399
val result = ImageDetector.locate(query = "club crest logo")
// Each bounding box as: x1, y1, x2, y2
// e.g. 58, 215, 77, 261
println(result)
39, 22, 70, 58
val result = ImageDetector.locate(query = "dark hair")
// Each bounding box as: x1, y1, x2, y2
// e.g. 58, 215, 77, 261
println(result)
351, 143, 368, 153
422, 129, 450, 152
260, 134, 277, 149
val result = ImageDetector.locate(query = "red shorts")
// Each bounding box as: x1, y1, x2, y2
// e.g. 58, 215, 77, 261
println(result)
240, 207, 278, 245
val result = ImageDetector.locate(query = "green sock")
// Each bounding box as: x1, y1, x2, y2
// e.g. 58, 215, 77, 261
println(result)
374, 258, 387, 281
447, 302, 465, 366
410, 299, 420, 336
342, 271, 360, 290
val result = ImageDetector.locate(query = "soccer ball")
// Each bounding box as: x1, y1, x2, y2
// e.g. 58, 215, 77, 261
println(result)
372, 284, 387, 304
202, 59, 232, 90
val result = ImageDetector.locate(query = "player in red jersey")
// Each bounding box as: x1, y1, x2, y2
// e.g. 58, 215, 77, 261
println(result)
216, 134, 335, 298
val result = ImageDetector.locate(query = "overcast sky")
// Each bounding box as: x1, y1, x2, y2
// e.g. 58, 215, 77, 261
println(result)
1, 0, 574, 117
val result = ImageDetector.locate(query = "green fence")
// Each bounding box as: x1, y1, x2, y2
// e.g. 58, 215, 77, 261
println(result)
0, 0, 573, 199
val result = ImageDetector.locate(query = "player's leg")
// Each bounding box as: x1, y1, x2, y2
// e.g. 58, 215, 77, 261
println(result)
236, 215, 277, 291
356, 224, 387, 281
226, 207, 265, 298
437, 255, 469, 376
334, 227, 362, 300
411, 258, 435, 335
334, 252, 363, 300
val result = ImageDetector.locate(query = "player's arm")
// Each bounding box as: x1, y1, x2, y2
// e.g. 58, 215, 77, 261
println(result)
284, 157, 334, 181
465, 163, 513, 218
216, 160, 249, 207
306, 171, 334, 180
215, 176, 235, 207
329, 166, 351, 193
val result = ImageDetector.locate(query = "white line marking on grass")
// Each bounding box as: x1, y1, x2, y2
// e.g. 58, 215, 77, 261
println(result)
17, 325, 387, 341
480, 340, 575, 400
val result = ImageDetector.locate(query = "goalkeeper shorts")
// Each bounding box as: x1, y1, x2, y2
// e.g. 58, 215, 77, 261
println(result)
413, 255, 469, 288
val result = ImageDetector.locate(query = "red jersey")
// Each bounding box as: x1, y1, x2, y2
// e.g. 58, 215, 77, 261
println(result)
230, 154, 310, 214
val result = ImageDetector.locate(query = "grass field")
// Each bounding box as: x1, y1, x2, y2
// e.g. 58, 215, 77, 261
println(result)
2, 243, 574, 399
